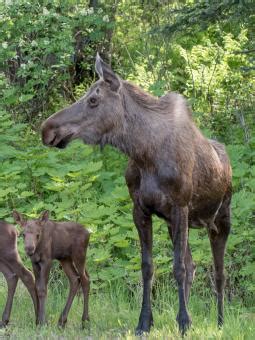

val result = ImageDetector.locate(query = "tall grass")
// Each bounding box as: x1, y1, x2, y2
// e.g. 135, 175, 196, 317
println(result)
0, 275, 254, 339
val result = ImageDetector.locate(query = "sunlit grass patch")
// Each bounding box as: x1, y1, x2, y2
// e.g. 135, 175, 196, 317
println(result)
0, 276, 254, 340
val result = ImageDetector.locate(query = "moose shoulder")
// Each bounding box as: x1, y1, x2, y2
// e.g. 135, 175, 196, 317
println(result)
41, 54, 232, 335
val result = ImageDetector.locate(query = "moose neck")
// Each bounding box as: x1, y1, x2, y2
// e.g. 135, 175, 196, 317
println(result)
103, 82, 168, 167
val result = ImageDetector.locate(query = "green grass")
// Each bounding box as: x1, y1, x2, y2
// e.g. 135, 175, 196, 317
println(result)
0, 276, 254, 339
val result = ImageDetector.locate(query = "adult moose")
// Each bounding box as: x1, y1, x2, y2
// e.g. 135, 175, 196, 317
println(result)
41, 54, 232, 335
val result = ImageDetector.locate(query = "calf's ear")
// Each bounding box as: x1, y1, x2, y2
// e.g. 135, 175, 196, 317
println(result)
95, 52, 120, 92
39, 210, 49, 224
13, 210, 26, 227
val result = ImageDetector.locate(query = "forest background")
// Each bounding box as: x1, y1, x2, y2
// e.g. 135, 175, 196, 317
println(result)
0, 1, 254, 334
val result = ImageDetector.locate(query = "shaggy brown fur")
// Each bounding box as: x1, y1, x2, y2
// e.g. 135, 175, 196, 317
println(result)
0, 221, 38, 327
13, 211, 90, 328
41, 54, 232, 335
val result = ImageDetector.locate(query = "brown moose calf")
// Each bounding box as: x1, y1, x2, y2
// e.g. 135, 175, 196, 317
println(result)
0, 221, 38, 327
13, 210, 90, 328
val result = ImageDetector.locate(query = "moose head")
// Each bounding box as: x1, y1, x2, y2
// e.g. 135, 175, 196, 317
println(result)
41, 54, 126, 149
13, 210, 49, 256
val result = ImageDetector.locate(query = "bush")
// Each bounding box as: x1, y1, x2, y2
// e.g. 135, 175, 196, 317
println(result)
0, 109, 254, 299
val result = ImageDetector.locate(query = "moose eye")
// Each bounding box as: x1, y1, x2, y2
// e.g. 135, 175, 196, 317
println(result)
88, 97, 98, 107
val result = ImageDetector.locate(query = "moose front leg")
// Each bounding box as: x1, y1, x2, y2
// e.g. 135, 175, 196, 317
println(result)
171, 205, 191, 335
33, 261, 51, 325
133, 204, 153, 335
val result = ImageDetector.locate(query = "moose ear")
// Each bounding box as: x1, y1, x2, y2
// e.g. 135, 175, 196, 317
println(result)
95, 52, 120, 92
13, 210, 26, 227
39, 210, 49, 224
95, 52, 103, 78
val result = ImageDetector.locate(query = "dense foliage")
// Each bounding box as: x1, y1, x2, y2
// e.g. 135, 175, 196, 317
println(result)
0, 0, 254, 302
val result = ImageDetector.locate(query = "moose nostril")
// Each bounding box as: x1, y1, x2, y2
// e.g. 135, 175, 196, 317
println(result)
25, 247, 34, 256
48, 134, 57, 146
41, 124, 57, 146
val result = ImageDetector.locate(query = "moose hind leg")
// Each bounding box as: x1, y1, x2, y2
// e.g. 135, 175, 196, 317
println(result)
209, 196, 231, 327
133, 204, 153, 335
73, 253, 90, 328
0, 262, 18, 327
58, 259, 80, 328
184, 243, 196, 304
168, 226, 195, 304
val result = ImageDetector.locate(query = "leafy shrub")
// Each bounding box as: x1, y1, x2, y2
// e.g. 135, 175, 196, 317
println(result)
0, 0, 113, 121
0, 0, 254, 303
0, 109, 254, 298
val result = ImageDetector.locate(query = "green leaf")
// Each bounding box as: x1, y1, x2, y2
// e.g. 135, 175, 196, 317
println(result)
19, 94, 34, 102
20, 191, 34, 198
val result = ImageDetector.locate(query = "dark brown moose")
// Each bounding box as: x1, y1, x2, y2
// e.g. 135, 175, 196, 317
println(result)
13, 210, 90, 328
0, 221, 38, 327
41, 54, 232, 335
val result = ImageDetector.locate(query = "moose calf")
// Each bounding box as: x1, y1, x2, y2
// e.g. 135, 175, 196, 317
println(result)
0, 221, 38, 327
13, 210, 90, 328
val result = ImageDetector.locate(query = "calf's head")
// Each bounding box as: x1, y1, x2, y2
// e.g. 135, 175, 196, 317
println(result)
13, 210, 49, 256
41, 54, 124, 149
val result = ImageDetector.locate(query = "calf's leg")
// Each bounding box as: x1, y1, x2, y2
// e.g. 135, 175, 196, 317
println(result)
73, 256, 90, 328
0, 262, 18, 327
58, 259, 80, 328
6, 256, 38, 324
133, 204, 153, 335
33, 261, 51, 325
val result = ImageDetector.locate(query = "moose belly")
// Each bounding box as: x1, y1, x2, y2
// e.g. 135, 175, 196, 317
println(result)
189, 183, 225, 229
138, 171, 224, 223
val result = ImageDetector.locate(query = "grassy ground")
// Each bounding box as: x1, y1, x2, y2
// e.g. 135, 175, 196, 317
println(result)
0, 276, 254, 339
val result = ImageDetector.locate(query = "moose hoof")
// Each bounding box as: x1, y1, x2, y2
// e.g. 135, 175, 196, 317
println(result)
135, 313, 154, 335
81, 318, 90, 330
58, 319, 67, 329
176, 312, 192, 335
0, 321, 7, 328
